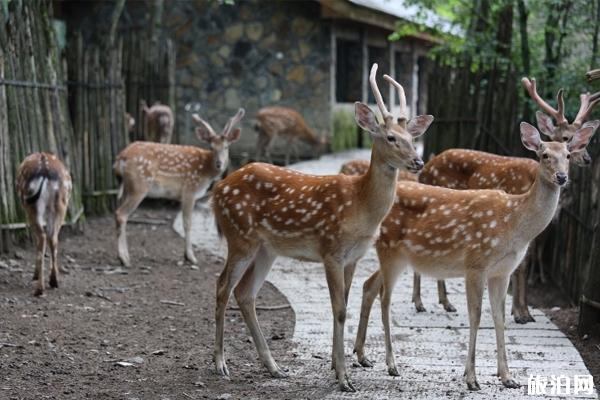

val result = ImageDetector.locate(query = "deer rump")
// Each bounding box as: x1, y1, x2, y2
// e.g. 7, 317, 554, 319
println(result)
21, 161, 62, 237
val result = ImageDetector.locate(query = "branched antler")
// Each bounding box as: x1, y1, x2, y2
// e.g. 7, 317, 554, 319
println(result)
521, 77, 567, 127
369, 64, 393, 128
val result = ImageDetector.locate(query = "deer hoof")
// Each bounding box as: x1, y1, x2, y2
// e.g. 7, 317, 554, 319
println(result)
339, 375, 357, 392
388, 366, 400, 376
49, 276, 58, 289
415, 304, 427, 313
466, 380, 481, 391
357, 357, 373, 368
185, 251, 198, 265
269, 365, 289, 378
33, 287, 44, 297
502, 378, 520, 388
444, 303, 456, 312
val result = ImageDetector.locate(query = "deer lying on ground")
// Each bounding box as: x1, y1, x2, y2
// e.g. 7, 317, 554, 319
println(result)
140, 100, 174, 144
254, 106, 328, 165
353, 122, 596, 390
414, 79, 600, 322
16, 153, 72, 296
212, 64, 433, 392
340, 159, 418, 182
114, 109, 244, 267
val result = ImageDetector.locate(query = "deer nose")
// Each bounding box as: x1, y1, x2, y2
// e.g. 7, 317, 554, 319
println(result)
556, 172, 567, 186
412, 158, 424, 171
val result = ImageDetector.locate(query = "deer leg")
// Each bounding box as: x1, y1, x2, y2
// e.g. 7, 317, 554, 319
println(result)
284, 138, 293, 166
354, 269, 383, 368
215, 243, 259, 377
323, 257, 355, 392
488, 274, 520, 388
182, 194, 198, 264
381, 259, 406, 376
464, 271, 485, 391
33, 225, 46, 296
343, 261, 358, 307
537, 240, 547, 284
517, 261, 534, 323
233, 246, 286, 377
115, 184, 147, 267
48, 231, 59, 289
411, 272, 426, 312
438, 280, 456, 312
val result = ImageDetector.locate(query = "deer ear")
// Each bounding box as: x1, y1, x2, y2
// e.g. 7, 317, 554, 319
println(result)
520, 122, 541, 151
226, 127, 241, 143
568, 120, 599, 153
192, 114, 217, 142
354, 102, 383, 137
535, 111, 555, 138
407, 115, 434, 138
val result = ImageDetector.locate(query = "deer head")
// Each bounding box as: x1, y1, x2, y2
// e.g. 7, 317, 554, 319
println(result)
520, 120, 597, 187
354, 64, 433, 173
521, 77, 600, 166
192, 108, 245, 172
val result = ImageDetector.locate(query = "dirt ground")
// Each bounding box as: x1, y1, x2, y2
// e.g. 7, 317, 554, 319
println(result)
1, 203, 600, 399
0, 203, 296, 400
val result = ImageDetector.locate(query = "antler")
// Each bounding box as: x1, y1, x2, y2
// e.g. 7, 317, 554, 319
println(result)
369, 64, 393, 127
521, 77, 567, 126
222, 108, 245, 136
383, 74, 408, 124
573, 91, 600, 128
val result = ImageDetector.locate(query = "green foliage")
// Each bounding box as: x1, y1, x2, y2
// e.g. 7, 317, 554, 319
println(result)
332, 109, 358, 152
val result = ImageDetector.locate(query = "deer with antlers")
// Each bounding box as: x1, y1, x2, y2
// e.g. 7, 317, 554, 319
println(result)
212, 64, 433, 392
353, 120, 596, 390
411, 78, 600, 322
114, 109, 244, 267
140, 100, 174, 144
254, 106, 328, 165
16, 153, 72, 296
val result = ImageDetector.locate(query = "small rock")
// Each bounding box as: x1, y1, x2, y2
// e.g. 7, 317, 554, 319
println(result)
177, 261, 184, 267
152, 349, 166, 356
124, 356, 144, 364
271, 333, 284, 340
550, 306, 561, 312
193, 381, 206, 388
0, 261, 8, 269
582, 334, 589, 340
217, 394, 232, 400
190, 265, 199, 270
115, 361, 135, 367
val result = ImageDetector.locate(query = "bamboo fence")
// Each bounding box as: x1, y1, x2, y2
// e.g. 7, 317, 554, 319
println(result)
0, 1, 83, 252
0, 1, 176, 252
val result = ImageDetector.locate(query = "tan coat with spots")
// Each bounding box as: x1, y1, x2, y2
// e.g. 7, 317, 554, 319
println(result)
353, 122, 597, 391
211, 64, 434, 392
114, 108, 244, 267
16, 152, 71, 296
340, 159, 418, 182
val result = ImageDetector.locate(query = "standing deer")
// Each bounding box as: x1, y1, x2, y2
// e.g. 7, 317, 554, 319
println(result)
413, 79, 600, 321
254, 106, 328, 165
140, 100, 174, 144
16, 153, 72, 296
114, 109, 244, 267
353, 122, 596, 390
212, 64, 433, 392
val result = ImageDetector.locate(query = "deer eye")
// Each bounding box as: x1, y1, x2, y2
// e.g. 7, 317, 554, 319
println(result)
562, 136, 569, 141
566, 154, 570, 159
387, 135, 396, 143
542, 154, 549, 159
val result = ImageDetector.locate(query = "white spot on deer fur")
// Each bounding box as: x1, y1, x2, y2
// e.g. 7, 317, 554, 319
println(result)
476, 231, 482, 238
486, 210, 493, 216
489, 220, 497, 228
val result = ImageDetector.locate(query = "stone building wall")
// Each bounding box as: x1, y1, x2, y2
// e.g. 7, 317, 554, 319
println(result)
61, 0, 332, 160
165, 1, 331, 159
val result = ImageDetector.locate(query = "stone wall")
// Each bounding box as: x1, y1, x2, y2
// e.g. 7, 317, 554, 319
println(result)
164, 0, 332, 160
61, 0, 332, 161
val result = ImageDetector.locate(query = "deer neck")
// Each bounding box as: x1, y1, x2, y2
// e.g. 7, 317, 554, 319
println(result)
514, 170, 560, 243
358, 139, 399, 224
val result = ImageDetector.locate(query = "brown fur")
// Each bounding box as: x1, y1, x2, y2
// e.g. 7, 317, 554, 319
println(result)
16, 152, 71, 296
254, 106, 327, 164
340, 159, 418, 182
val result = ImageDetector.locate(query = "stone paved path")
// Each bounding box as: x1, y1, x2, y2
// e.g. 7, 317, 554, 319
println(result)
175, 150, 596, 399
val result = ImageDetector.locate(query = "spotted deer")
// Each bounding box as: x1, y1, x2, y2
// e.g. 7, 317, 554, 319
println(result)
212, 64, 433, 392
254, 106, 328, 165
140, 100, 174, 144
340, 159, 418, 182
114, 109, 244, 267
16, 153, 72, 296
413, 79, 600, 321
352, 122, 596, 391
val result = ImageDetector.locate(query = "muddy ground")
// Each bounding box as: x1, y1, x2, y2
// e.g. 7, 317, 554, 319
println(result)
0, 204, 296, 400
1, 202, 599, 399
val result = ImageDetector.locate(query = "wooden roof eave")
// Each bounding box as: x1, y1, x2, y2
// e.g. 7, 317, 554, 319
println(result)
318, 0, 443, 44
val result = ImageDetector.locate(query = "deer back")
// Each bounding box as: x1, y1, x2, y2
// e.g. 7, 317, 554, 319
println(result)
256, 106, 320, 144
